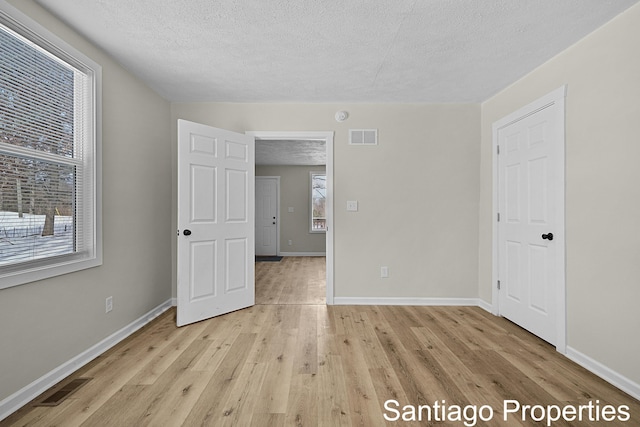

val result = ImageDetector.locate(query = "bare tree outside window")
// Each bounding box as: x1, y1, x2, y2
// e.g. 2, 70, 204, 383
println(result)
311, 172, 326, 232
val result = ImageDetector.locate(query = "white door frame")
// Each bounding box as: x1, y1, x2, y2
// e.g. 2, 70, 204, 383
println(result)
491, 86, 567, 353
246, 131, 335, 305
255, 176, 281, 256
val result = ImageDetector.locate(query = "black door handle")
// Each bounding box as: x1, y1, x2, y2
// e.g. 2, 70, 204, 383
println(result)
542, 233, 553, 241
183, 229, 192, 236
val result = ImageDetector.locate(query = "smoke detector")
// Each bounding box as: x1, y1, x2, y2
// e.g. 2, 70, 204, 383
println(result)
335, 111, 349, 122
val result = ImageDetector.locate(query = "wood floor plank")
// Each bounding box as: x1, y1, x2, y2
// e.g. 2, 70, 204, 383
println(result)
218, 362, 269, 427
318, 355, 351, 427
293, 305, 318, 375
337, 333, 386, 427
317, 306, 341, 358
249, 413, 285, 427
355, 308, 404, 370
284, 374, 318, 427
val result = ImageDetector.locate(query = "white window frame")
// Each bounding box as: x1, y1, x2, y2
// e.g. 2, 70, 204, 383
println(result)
310, 171, 326, 234
0, 2, 102, 289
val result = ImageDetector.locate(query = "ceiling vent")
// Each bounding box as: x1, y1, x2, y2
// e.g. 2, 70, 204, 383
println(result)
349, 129, 378, 145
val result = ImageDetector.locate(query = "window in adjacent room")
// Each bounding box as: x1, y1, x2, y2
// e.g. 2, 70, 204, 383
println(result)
310, 172, 326, 233
0, 3, 102, 289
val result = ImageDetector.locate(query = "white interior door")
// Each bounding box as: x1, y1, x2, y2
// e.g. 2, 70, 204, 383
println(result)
177, 119, 255, 327
255, 177, 278, 256
497, 99, 564, 346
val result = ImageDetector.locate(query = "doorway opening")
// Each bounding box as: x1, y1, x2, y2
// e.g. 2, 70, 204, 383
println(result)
247, 131, 334, 305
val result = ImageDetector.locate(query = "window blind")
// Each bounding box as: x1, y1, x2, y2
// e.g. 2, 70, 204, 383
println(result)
0, 21, 92, 268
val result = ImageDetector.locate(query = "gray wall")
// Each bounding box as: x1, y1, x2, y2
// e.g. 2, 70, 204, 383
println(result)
256, 165, 327, 254
0, 0, 172, 402
479, 3, 640, 385
172, 103, 481, 300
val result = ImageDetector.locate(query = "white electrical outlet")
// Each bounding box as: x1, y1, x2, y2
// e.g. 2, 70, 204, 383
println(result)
105, 296, 113, 313
346, 200, 358, 212
288, 240, 292, 246
288, 207, 294, 213
381, 266, 389, 278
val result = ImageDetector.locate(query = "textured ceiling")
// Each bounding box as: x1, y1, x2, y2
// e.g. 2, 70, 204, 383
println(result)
36, 0, 639, 103
256, 140, 326, 166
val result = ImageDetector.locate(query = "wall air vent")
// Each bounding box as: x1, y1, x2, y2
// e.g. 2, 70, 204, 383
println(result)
349, 129, 378, 145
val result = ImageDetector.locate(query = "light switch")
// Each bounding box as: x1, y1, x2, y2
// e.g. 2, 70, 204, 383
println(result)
288, 207, 294, 213
346, 200, 358, 212
380, 266, 389, 278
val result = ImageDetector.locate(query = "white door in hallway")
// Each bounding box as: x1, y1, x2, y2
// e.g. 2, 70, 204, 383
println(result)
255, 177, 278, 256
177, 120, 255, 327
496, 90, 565, 346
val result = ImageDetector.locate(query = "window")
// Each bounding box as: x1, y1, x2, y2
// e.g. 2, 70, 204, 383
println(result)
310, 172, 326, 232
0, 3, 101, 289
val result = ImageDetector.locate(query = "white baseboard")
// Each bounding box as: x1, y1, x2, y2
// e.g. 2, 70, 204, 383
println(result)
476, 298, 493, 313
565, 346, 640, 401
0, 299, 173, 422
333, 297, 488, 307
278, 252, 326, 257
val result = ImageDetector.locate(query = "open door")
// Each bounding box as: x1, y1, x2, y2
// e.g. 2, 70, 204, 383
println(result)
177, 120, 255, 327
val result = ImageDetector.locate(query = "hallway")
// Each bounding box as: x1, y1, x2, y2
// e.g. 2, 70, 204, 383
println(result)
255, 256, 325, 305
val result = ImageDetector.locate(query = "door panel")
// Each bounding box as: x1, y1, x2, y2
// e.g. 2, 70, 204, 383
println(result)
191, 165, 216, 222
528, 157, 547, 224
226, 237, 248, 292
190, 241, 216, 299
529, 244, 548, 313
505, 164, 520, 222
498, 105, 558, 345
226, 169, 248, 222
177, 120, 255, 327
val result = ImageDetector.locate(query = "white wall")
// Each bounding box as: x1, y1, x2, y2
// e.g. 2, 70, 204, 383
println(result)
479, 3, 640, 385
172, 103, 480, 300
256, 165, 326, 254
0, 0, 172, 402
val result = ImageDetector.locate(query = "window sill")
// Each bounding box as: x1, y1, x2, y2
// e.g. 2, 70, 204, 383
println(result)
0, 254, 102, 290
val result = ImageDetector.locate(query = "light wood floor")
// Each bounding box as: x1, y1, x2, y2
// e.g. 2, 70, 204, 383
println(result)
4, 257, 638, 426
256, 256, 325, 305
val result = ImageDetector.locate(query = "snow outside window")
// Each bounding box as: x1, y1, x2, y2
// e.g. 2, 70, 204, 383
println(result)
0, 4, 102, 289
311, 172, 326, 233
